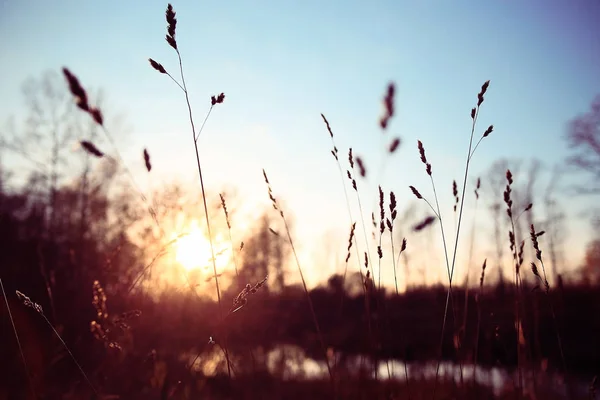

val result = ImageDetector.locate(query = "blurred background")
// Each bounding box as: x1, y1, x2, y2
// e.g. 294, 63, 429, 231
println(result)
1, 0, 599, 399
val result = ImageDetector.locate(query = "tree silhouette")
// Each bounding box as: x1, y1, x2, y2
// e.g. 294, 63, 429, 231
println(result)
565, 95, 600, 195
581, 238, 600, 284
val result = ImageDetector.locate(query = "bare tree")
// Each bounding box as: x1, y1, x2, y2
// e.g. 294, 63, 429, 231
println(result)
239, 211, 290, 292
0, 70, 129, 322
581, 238, 600, 285
565, 95, 600, 195
0, 70, 117, 235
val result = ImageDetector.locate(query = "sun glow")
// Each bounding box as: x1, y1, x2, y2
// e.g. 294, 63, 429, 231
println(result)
174, 223, 228, 272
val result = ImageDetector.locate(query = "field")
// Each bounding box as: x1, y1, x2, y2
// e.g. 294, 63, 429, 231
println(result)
1, 2, 600, 399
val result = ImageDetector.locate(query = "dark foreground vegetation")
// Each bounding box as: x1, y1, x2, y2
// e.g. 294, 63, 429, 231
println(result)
1, 180, 599, 398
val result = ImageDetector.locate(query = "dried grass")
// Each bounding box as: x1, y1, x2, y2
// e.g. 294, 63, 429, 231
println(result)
1, 279, 37, 399
406, 80, 495, 397
148, 2, 231, 376
15, 289, 99, 397
90, 280, 141, 351
34, 3, 583, 397
262, 169, 334, 386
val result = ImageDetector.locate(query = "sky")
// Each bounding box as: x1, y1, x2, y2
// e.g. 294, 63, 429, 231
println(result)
1, 0, 599, 290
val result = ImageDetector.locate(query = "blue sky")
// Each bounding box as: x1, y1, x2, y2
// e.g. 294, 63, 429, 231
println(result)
1, 0, 599, 289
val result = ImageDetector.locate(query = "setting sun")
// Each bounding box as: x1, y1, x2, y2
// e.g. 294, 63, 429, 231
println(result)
174, 223, 227, 272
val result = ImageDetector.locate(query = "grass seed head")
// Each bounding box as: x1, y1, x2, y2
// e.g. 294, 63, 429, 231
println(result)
479, 259, 487, 288
378, 186, 385, 222
413, 215, 436, 232
409, 185, 423, 200
452, 180, 459, 211
483, 125, 494, 138
504, 169, 513, 217
389, 191, 397, 221
345, 223, 356, 263
63, 68, 89, 111
530, 224, 543, 261
219, 193, 231, 229
477, 80, 490, 106
16, 290, 43, 314
417, 140, 427, 164
388, 137, 401, 153
143, 148, 152, 172
211, 93, 225, 105
148, 58, 167, 74
380, 82, 395, 129
81, 141, 104, 158
348, 148, 354, 169
321, 113, 333, 138
165, 4, 178, 50
356, 156, 366, 177
92, 280, 108, 320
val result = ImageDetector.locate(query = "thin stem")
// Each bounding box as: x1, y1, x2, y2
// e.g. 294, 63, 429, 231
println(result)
468, 136, 485, 162
376, 226, 392, 380
325, 126, 369, 378
332, 152, 365, 294
473, 284, 484, 391
99, 125, 163, 236
166, 72, 185, 92
175, 47, 231, 378
128, 233, 187, 294
347, 169, 377, 376
195, 107, 213, 142
226, 229, 239, 277
390, 230, 399, 295
536, 253, 567, 374
283, 212, 335, 387
461, 196, 479, 360
263, 170, 334, 390
389, 229, 412, 398
1, 279, 37, 399
433, 106, 480, 399
430, 174, 464, 392
220, 199, 261, 378
507, 213, 523, 397
355, 191, 375, 280
40, 313, 99, 397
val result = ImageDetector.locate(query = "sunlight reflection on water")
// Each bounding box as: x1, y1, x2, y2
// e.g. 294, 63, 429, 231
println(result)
184, 344, 581, 398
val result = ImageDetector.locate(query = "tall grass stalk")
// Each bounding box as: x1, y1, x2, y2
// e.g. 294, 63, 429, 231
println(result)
262, 169, 334, 389
1, 279, 37, 399
219, 193, 261, 376
348, 150, 382, 379
473, 259, 487, 393
387, 199, 411, 398
321, 114, 372, 378
146, 3, 232, 376
435, 82, 493, 397
504, 169, 524, 396
320, 115, 367, 295
15, 290, 98, 397
529, 224, 567, 373
460, 178, 481, 365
